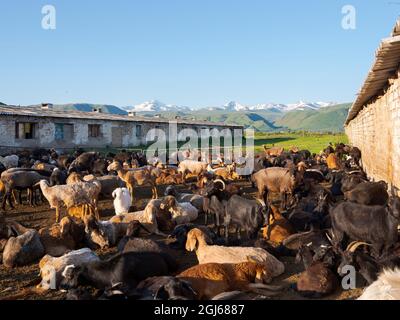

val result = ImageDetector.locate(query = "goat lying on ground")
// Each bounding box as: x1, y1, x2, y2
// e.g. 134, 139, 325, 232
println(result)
160, 196, 199, 225
38, 248, 100, 290
178, 259, 282, 300
60, 252, 178, 291
185, 228, 285, 278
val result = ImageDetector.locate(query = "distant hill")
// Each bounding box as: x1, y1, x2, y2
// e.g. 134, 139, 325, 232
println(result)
30, 103, 128, 115
275, 103, 351, 132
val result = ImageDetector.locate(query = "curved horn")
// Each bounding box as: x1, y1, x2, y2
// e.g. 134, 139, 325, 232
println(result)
346, 241, 371, 253
214, 179, 226, 191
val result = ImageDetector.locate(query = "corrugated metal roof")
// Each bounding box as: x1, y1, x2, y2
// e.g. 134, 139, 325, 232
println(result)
345, 19, 400, 125
0, 105, 242, 128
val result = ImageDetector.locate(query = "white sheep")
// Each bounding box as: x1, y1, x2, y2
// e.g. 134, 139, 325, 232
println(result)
160, 196, 198, 225
185, 228, 285, 278
358, 268, 400, 300
178, 160, 208, 181
38, 248, 99, 290
109, 199, 165, 236
0, 155, 19, 169
112, 187, 132, 215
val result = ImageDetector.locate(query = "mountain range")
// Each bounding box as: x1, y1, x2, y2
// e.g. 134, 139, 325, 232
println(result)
122, 100, 337, 113
5, 100, 351, 132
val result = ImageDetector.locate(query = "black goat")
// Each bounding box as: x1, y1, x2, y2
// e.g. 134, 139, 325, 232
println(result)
330, 197, 400, 257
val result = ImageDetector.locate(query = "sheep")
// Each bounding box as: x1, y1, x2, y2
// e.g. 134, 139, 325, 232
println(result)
112, 187, 132, 215
178, 160, 208, 181
109, 199, 166, 236
160, 196, 199, 225
38, 217, 85, 257
164, 186, 205, 212
107, 160, 158, 202
3, 228, 45, 268
185, 228, 285, 278
178, 259, 281, 300
0, 155, 19, 169
38, 248, 100, 290
39, 179, 101, 222
358, 268, 400, 300
117, 220, 160, 253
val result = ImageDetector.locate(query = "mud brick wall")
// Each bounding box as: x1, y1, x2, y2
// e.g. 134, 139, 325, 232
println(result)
346, 68, 400, 190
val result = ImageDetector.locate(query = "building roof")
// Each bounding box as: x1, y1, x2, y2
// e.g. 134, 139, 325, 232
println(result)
345, 19, 400, 125
0, 105, 242, 128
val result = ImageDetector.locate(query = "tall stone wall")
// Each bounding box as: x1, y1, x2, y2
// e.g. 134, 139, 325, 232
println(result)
345, 69, 400, 190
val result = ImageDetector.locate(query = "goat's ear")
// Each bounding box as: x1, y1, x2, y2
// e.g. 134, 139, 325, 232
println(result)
112, 190, 117, 199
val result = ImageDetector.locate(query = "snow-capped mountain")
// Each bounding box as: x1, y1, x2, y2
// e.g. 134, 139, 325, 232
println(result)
219, 101, 336, 112
125, 100, 337, 113
125, 100, 191, 113
285, 101, 336, 111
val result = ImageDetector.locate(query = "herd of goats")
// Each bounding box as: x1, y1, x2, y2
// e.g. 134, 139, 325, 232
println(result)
0, 143, 399, 300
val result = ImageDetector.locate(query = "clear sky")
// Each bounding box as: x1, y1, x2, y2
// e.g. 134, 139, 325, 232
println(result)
0, 0, 399, 108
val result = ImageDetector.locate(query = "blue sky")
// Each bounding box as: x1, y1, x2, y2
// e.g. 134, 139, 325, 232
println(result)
0, 0, 398, 108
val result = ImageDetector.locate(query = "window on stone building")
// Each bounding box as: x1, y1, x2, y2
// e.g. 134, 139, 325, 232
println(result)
136, 125, 142, 137
15, 122, 36, 139
55, 123, 74, 141
88, 124, 101, 138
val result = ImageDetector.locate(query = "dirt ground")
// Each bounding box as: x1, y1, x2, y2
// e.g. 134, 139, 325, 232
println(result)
0, 181, 363, 300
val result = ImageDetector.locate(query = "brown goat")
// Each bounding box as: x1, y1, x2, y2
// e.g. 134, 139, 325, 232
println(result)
107, 161, 158, 202
178, 260, 279, 300
252, 167, 297, 211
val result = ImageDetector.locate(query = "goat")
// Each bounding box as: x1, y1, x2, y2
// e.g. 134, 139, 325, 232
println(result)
330, 197, 400, 257
107, 160, 158, 202
344, 181, 389, 206
178, 259, 281, 300
295, 245, 338, 298
38, 248, 100, 290
251, 167, 298, 214
185, 228, 285, 277
60, 252, 178, 291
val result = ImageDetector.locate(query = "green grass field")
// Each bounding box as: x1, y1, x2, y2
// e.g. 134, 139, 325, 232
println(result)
253, 132, 348, 154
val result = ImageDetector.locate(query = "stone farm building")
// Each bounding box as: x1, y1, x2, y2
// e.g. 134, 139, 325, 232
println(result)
0, 104, 243, 153
345, 19, 400, 190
